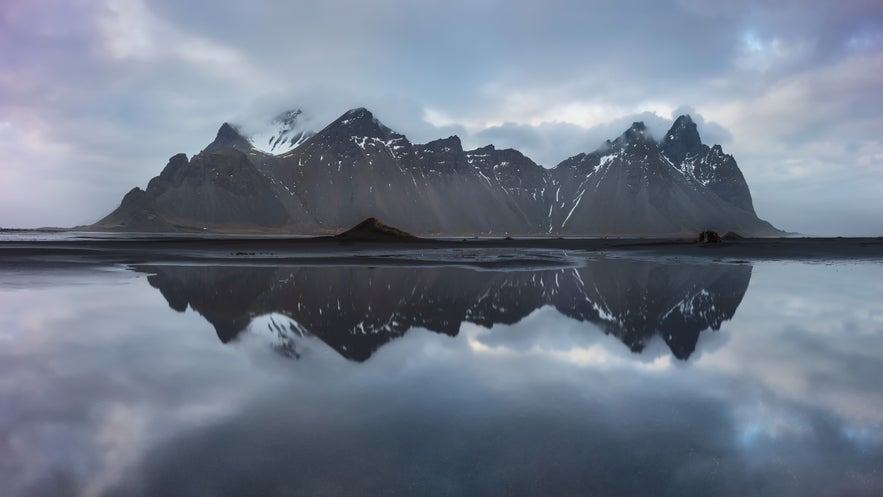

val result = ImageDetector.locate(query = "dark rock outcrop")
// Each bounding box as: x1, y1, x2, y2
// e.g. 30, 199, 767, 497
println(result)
334, 217, 417, 241
696, 231, 722, 243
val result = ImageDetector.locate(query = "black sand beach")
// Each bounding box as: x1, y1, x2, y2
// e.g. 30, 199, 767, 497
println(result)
1, 235, 881, 268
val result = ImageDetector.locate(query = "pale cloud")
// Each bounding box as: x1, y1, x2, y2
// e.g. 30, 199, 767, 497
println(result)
95, 0, 257, 80
734, 32, 816, 73
96, 0, 159, 60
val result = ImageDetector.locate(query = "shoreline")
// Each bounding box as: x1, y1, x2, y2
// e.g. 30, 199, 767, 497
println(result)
0, 236, 881, 268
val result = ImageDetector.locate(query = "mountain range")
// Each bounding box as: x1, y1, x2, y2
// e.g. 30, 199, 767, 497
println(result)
94, 107, 781, 235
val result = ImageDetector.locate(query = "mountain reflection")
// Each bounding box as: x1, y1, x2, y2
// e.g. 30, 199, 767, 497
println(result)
135, 259, 751, 361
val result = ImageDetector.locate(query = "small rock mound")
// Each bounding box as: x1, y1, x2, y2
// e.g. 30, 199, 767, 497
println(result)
696, 230, 722, 244
722, 231, 744, 241
334, 217, 418, 241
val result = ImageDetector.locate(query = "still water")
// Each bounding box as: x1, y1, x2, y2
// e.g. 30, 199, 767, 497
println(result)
1, 257, 881, 496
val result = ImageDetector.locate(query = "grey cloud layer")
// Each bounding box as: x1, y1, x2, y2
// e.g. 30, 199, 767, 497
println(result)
1, 0, 881, 234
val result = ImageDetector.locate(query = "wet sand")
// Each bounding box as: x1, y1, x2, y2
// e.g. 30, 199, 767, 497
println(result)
1, 235, 881, 268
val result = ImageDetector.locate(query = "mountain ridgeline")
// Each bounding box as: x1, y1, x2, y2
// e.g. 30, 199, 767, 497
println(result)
96, 108, 781, 235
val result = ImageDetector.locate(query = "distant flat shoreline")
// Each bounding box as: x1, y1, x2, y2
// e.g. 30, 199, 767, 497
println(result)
1, 236, 881, 268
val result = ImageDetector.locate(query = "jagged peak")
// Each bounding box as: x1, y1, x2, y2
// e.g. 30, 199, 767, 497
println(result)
660, 114, 705, 165
219, 122, 239, 133
673, 114, 695, 126
169, 152, 189, 163
121, 186, 146, 202
204, 122, 253, 153
709, 144, 731, 159
158, 153, 189, 177
339, 107, 381, 127
467, 144, 534, 159
335, 107, 376, 124
323, 107, 400, 140
663, 115, 702, 147
493, 146, 537, 164
345, 106, 370, 115
468, 144, 496, 154
422, 135, 463, 153
611, 121, 655, 148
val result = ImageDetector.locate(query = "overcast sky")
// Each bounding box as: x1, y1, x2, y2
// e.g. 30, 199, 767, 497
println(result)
1, 0, 881, 235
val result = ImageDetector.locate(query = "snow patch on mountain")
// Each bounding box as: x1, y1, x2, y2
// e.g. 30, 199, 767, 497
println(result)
243, 110, 316, 155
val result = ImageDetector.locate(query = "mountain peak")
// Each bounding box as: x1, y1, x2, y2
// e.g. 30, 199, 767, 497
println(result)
665, 115, 701, 144
661, 114, 703, 163
340, 107, 379, 126
422, 135, 463, 154
612, 121, 655, 149
345, 107, 371, 116
674, 114, 694, 125
326, 107, 397, 140
219, 122, 238, 133
204, 122, 253, 153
